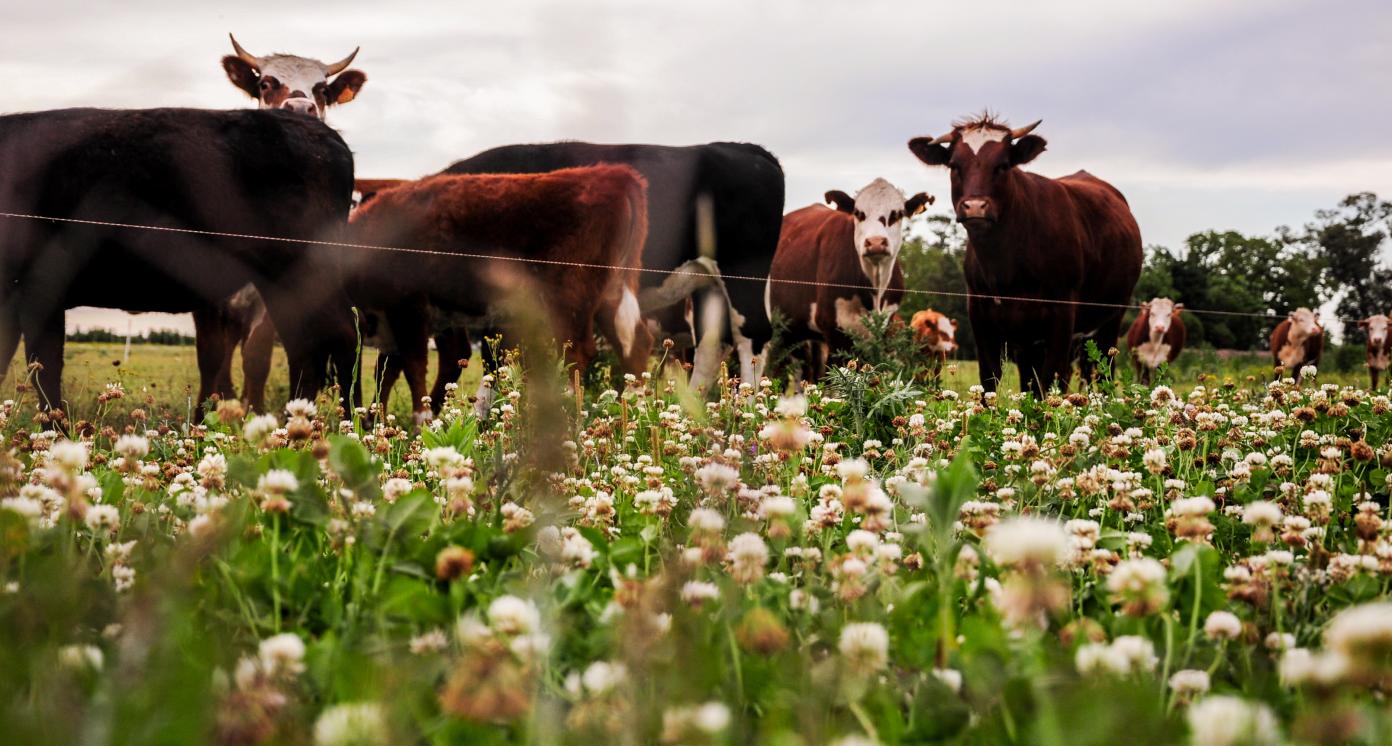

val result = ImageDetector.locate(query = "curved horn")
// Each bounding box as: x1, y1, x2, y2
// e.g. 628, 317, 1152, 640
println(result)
324, 47, 360, 76
926, 131, 954, 146
1010, 119, 1042, 139
228, 34, 262, 69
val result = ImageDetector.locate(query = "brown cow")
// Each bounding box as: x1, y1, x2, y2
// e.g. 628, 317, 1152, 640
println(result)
908, 114, 1143, 396
1358, 313, 1389, 390
909, 308, 958, 381
1269, 308, 1324, 382
344, 166, 652, 420
767, 178, 931, 380
1126, 297, 1186, 385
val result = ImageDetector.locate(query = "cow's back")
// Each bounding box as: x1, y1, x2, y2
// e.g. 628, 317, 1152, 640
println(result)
1055, 171, 1143, 302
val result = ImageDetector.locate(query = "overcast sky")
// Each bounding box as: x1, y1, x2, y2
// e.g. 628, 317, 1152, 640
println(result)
4, 0, 1389, 333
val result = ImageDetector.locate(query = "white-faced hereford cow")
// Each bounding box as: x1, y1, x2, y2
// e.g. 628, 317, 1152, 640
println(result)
1360, 313, 1390, 390
767, 178, 931, 379
343, 166, 652, 421
1269, 307, 1324, 382
191, 36, 369, 411
0, 108, 358, 412
443, 142, 785, 389
1126, 297, 1186, 384
910, 308, 958, 381
908, 115, 1142, 395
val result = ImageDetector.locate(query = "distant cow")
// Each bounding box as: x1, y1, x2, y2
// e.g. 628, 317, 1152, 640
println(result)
908, 114, 1142, 396
1270, 307, 1324, 382
0, 108, 358, 411
1126, 298, 1186, 384
910, 308, 958, 381
768, 179, 930, 380
443, 142, 785, 388
221, 34, 366, 120
343, 166, 652, 420
1359, 314, 1389, 390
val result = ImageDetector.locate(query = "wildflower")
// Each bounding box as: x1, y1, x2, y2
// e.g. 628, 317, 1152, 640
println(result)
836, 458, 870, 482
313, 702, 387, 746
983, 516, 1070, 569
409, 629, 449, 655
1185, 695, 1279, 746
257, 469, 299, 496
285, 398, 317, 419
932, 667, 963, 693
258, 633, 306, 677
58, 644, 104, 671
662, 702, 732, 742
1142, 447, 1167, 474
1241, 501, 1282, 543
435, 546, 475, 582
1168, 669, 1211, 701
383, 477, 413, 504
1076, 636, 1157, 676
1107, 557, 1169, 616
84, 504, 120, 534
681, 581, 720, 607
113, 434, 149, 460
728, 532, 768, 584
49, 440, 89, 473
695, 462, 740, 496
243, 414, 278, 445
580, 661, 629, 695
688, 507, 725, 534
488, 596, 542, 636
1204, 611, 1242, 641
839, 622, 890, 674
1324, 601, 1392, 681
424, 446, 464, 471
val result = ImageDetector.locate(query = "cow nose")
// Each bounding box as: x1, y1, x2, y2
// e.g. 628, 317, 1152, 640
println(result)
281, 97, 319, 117
959, 199, 990, 220
864, 236, 890, 256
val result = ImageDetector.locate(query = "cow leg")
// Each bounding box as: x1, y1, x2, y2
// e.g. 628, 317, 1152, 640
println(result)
384, 306, 431, 425
971, 322, 1005, 394
192, 307, 235, 415
808, 341, 829, 382
240, 310, 276, 412
20, 304, 65, 412
1371, 367, 1380, 392
430, 326, 471, 415
689, 287, 726, 390
473, 334, 503, 420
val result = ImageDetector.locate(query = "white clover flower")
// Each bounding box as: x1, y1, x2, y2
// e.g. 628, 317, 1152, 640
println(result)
423, 446, 464, 471
84, 504, 120, 533
932, 667, 963, 693
983, 516, 1070, 568
695, 462, 740, 494
258, 633, 306, 677
839, 622, 890, 674
1142, 447, 1167, 474
728, 532, 768, 584
58, 644, 104, 671
774, 395, 808, 417
113, 434, 149, 460
1324, 601, 1392, 664
1171, 496, 1216, 518
1168, 669, 1211, 697
581, 660, 628, 695
845, 529, 879, 554
488, 595, 541, 636
681, 581, 721, 606
1242, 501, 1282, 527
313, 702, 387, 746
1204, 611, 1242, 641
197, 452, 227, 480
836, 458, 870, 482
2, 496, 43, 525
257, 469, 299, 496
1107, 558, 1168, 599
382, 478, 413, 503
49, 440, 89, 473
688, 507, 725, 533
285, 398, 318, 419
1186, 695, 1279, 746
243, 414, 279, 444
691, 702, 731, 733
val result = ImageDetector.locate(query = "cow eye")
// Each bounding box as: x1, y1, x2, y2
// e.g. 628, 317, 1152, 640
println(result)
854, 210, 866, 221
259, 77, 277, 92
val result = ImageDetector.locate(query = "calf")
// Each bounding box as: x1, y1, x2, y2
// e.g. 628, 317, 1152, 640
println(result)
767, 178, 931, 380
909, 308, 958, 381
343, 166, 652, 420
1125, 297, 1186, 384
1270, 307, 1324, 382
1359, 314, 1390, 390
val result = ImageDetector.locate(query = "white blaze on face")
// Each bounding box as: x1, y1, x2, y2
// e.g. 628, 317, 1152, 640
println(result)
959, 125, 1009, 154
1366, 314, 1389, 347
1288, 308, 1319, 342
935, 314, 958, 352
256, 55, 338, 118
1147, 298, 1176, 340
848, 178, 916, 308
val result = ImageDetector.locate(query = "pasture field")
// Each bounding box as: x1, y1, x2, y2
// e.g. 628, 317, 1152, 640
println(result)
1, 341, 1390, 745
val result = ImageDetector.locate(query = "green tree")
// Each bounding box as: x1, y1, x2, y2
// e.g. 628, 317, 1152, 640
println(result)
897, 215, 975, 357
1307, 192, 1392, 324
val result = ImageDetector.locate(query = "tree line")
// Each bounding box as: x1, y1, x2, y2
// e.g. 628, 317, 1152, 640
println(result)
897, 192, 1392, 356
67, 327, 195, 345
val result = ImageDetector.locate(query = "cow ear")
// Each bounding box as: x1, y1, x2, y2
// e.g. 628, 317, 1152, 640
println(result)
1009, 134, 1047, 166
326, 69, 367, 105
1173, 303, 1184, 312
905, 192, 933, 216
1359, 319, 1370, 327
222, 56, 260, 98
950, 319, 958, 328
825, 190, 855, 213
907, 137, 952, 167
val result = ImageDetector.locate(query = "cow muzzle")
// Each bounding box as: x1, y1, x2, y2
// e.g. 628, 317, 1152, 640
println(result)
957, 198, 994, 224
280, 96, 320, 118
863, 236, 891, 259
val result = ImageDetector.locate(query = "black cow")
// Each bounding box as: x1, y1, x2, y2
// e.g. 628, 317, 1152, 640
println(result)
0, 108, 358, 412
443, 141, 785, 390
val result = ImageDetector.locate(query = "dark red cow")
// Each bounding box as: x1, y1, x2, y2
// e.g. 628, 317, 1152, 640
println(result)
1125, 297, 1186, 384
908, 114, 1142, 395
1270, 308, 1324, 382
1359, 313, 1389, 390
343, 166, 652, 420
767, 178, 931, 380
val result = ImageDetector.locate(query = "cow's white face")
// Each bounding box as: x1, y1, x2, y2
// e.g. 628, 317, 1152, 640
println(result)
1364, 314, 1389, 346
825, 178, 932, 271
222, 36, 366, 120
932, 313, 958, 352
1289, 308, 1319, 339
1147, 298, 1179, 339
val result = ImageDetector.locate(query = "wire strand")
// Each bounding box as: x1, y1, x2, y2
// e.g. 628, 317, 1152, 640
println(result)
0, 210, 1349, 324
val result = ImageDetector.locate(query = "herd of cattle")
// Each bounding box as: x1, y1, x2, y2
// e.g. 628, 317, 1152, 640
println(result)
2, 37, 1390, 421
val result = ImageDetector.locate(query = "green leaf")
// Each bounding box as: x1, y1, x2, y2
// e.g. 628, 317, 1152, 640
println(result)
328, 434, 381, 500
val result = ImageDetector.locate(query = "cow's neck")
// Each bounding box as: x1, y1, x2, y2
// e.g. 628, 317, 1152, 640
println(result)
860, 258, 895, 312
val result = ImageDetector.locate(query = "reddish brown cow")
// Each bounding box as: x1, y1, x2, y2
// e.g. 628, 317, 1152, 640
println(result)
909, 308, 958, 381
344, 166, 652, 420
1359, 313, 1390, 390
1269, 307, 1324, 382
767, 178, 931, 380
908, 114, 1143, 395
1126, 297, 1186, 384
